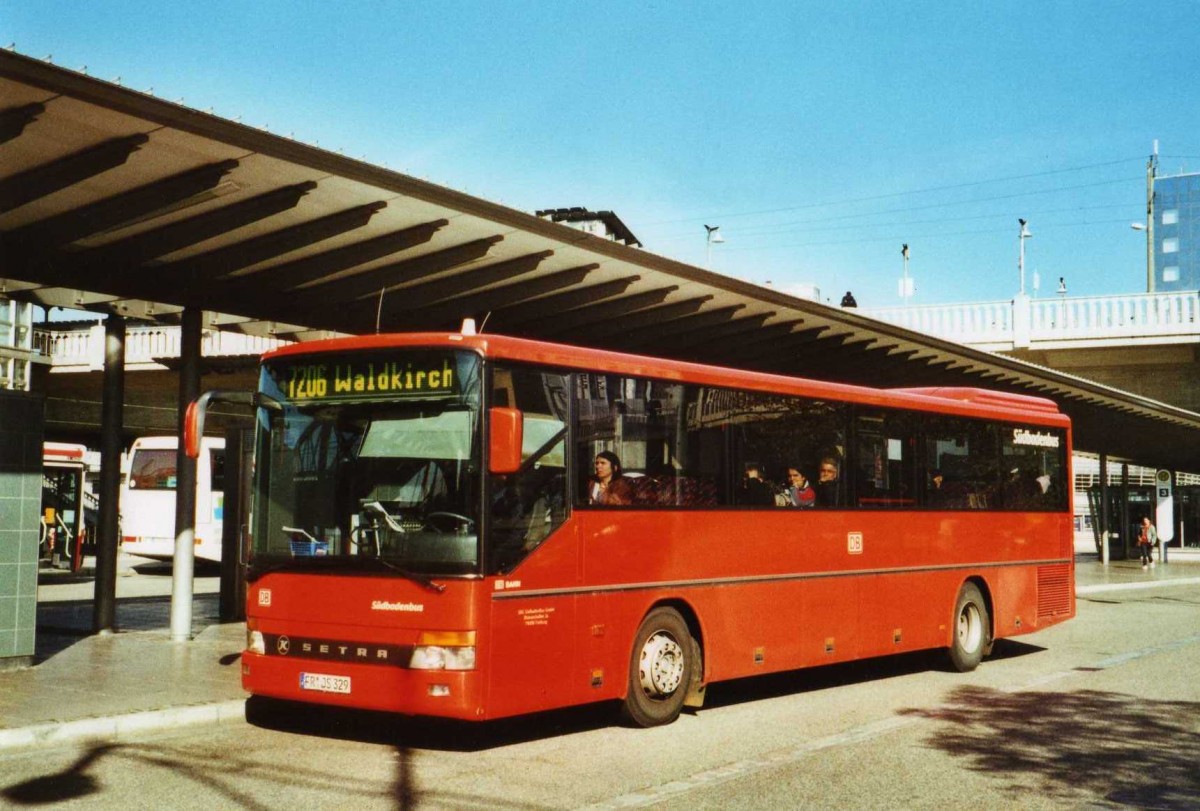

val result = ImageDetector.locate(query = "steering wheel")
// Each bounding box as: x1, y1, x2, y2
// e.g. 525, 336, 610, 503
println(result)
424, 511, 476, 533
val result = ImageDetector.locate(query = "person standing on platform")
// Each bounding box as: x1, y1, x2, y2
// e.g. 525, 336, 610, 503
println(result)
1137, 516, 1158, 570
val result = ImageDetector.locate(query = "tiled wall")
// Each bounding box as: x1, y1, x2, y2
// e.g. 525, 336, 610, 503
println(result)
0, 391, 44, 665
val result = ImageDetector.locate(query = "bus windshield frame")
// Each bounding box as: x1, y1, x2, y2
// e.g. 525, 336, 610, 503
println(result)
249, 349, 484, 578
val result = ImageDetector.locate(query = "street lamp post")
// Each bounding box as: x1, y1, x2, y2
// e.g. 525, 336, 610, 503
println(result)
900, 243, 913, 301
1018, 219, 1032, 296
1132, 143, 1158, 292
704, 224, 724, 268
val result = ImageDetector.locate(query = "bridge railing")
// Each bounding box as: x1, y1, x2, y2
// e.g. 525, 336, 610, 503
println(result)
865, 290, 1200, 349
33, 324, 290, 369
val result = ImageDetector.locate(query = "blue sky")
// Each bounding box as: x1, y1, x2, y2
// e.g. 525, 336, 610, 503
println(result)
5, 1, 1198, 307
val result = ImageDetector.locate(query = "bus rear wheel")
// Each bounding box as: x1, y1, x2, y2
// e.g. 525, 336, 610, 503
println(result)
948, 582, 990, 672
621, 607, 693, 727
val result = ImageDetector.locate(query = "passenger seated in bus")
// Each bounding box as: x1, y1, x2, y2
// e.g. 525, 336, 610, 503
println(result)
928, 468, 948, 506
779, 467, 816, 507
739, 463, 776, 506
814, 456, 841, 507
1004, 466, 1041, 509
589, 451, 633, 506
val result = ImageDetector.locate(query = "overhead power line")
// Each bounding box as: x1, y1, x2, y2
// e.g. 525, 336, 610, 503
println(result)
644, 157, 1143, 226
651, 177, 1140, 244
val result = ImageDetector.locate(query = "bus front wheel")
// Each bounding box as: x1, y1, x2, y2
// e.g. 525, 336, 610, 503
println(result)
621, 607, 693, 727
948, 582, 990, 672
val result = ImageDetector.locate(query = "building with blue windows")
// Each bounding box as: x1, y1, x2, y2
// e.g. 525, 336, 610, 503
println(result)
1154, 172, 1200, 291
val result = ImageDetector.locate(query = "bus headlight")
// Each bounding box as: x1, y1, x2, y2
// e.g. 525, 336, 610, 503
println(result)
247, 621, 265, 655
409, 631, 476, 671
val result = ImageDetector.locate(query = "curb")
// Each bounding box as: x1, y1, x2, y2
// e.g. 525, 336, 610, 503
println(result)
0, 699, 246, 752
1077, 576, 1200, 596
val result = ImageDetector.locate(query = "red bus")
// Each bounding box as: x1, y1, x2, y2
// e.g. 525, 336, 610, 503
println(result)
189, 330, 1074, 726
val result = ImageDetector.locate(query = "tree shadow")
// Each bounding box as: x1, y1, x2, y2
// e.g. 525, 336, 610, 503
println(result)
900, 686, 1200, 809
1, 737, 389, 809
1, 744, 114, 805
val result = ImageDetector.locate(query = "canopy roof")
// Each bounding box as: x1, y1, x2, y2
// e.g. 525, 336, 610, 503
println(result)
2, 50, 1198, 470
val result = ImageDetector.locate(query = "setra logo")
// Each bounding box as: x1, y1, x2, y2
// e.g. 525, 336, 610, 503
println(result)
276, 635, 290, 655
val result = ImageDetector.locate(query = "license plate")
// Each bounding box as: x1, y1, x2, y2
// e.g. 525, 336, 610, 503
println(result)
299, 672, 351, 694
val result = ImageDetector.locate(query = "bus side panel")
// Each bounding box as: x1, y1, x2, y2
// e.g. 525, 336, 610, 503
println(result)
574, 509, 1074, 692
577, 511, 867, 687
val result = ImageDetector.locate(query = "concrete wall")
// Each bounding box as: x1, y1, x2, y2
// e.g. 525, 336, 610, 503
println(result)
0, 390, 44, 667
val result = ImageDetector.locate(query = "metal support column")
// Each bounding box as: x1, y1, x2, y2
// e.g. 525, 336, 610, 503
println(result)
1099, 453, 1110, 566
169, 308, 202, 642
1120, 463, 1130, 561
218, 426, 250, 622
93, 314, 125, 634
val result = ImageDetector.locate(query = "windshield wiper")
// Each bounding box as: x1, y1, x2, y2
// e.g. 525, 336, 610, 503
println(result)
281, 519, 446, 593
369, 557, 446, 593
350, 510, 447, 594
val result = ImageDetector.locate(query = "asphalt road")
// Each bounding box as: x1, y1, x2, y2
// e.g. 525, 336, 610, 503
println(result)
3, 585, 1198, 810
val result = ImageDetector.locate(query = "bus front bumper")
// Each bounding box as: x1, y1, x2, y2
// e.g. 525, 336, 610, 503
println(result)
241, 651, 485, 719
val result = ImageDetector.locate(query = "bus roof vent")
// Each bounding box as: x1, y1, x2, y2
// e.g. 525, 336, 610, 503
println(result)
892, 387, 1061, 415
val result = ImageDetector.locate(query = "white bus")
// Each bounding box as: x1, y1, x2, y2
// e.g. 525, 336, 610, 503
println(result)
120, 435, 226, 563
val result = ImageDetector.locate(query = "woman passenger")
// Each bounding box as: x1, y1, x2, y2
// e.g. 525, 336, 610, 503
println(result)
589, 451, 633, 505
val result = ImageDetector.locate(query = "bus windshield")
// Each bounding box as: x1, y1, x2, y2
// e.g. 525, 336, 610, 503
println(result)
251, 349, 483, 576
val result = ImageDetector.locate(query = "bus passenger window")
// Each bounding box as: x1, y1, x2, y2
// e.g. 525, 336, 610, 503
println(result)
924, 417, 999, 510
1000, 425, 1066, 511
854, 411, 918, 509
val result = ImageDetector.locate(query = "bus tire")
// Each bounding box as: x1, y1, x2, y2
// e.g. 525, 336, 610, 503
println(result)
948, 582, 990, 672
620, 607, 693, 728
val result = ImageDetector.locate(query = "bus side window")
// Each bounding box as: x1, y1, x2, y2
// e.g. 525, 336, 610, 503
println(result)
854, 411, 919, 509
210, 449, 226, 493
923, 417, 999, 510
489, 365, 569, 573
1000, 426, 1066, 511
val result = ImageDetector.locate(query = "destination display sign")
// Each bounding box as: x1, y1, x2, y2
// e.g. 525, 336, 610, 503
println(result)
1012, 428, 1061, 448
267, 351, 461, 403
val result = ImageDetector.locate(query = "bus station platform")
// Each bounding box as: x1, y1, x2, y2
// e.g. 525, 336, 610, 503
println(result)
1, 551, 1198, 752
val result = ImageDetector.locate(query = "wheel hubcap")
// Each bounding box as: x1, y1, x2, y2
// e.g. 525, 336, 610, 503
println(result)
638, 632, 685, 697
957, 603, 982, 653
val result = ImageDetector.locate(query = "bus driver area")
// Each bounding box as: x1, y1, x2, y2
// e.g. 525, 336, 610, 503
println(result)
189, 330, 1074, 727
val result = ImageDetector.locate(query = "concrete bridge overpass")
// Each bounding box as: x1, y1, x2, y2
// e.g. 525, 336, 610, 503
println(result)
866, 291, 1200, 412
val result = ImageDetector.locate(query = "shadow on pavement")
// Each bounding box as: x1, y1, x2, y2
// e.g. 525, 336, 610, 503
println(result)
704, 638, 1044, 711
900, 685, 1200, 809
34, 594, 222, 662
245, 695, 615, 753
1, 741, 274, 810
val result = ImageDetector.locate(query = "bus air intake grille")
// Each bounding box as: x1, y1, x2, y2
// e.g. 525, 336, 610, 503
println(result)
1037, 564, 1072, 618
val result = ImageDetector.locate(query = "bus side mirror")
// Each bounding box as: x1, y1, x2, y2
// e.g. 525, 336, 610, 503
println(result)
489, 407, 523, 474
184, 399, 205, 459
185, 390, 256, 459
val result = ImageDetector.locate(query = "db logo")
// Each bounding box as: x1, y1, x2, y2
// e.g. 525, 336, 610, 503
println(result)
258, 589, 272, 607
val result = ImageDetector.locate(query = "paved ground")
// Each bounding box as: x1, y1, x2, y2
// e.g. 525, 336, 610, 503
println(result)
1, 549, 1197, 752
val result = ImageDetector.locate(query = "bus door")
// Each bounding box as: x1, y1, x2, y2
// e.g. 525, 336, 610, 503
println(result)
41, 446, 87, 571
485, 365, 580, 715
